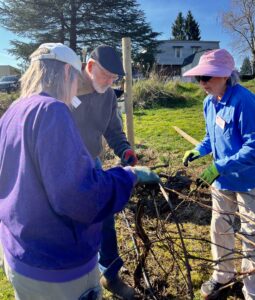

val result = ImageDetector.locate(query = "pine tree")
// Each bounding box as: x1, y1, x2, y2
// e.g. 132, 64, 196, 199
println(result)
171, 11, 201, 40
171, 12, 186, 40
185, 10, 200, 40
0, 0, 160, 69
240, 57, 252, 75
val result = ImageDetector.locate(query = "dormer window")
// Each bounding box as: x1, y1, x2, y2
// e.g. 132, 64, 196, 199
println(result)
173, 46, 183, 58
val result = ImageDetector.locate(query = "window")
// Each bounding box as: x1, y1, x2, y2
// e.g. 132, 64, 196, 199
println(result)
174, 47, 182, 58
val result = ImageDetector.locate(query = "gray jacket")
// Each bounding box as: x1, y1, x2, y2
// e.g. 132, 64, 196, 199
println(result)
72, 76, 130, 160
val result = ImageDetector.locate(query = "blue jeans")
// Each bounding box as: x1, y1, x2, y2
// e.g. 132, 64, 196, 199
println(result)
99, 215, 123, 280
95, 158, 124, 280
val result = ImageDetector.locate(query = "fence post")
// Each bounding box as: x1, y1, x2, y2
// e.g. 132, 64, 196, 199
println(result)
122, 37, 135, 149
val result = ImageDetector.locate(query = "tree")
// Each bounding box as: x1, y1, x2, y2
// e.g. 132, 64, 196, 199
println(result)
221, 0, 255, 74
171, 12, 186, 40
0, 0, 160, 69
240, 56, 253, 74
185, 10, 200, 40
171, 11, 201, 40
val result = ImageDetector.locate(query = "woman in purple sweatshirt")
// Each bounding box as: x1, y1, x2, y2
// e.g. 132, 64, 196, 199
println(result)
0, 43, 159, 300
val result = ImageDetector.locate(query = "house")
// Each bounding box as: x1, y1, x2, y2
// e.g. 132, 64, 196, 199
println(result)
0, 65, 21, 77
154, 40, 220, 77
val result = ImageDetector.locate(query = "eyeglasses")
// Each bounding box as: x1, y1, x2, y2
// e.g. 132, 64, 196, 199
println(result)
94, 61, 119, 82
195, 76, 212, 83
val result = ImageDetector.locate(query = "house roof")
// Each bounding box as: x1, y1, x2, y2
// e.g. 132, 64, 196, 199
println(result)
0, 65, 20, 72
159, 39, 220, 43
182, 49, 210, 67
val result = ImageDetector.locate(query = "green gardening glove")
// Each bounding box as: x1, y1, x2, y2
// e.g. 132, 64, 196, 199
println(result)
182, 149, 200, 167
132, 166, 160, 184
196, 163, 220, 187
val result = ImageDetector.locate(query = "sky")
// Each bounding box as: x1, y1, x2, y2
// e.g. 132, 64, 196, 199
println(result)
0, 27, 19, 67
0, 0, 243, 69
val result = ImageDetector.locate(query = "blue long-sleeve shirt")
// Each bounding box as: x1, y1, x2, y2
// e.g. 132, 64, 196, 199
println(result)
196, 84, 255, 192
0, 94, 136, 282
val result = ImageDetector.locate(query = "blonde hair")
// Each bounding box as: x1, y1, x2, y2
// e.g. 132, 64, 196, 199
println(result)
20, 47, 79, 105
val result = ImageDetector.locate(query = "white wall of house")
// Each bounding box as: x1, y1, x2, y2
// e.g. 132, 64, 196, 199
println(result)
155, 40, 220, 66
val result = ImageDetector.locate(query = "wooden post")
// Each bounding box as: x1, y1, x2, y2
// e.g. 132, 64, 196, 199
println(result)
122, 37, 135, 149
82, 48, 87, 63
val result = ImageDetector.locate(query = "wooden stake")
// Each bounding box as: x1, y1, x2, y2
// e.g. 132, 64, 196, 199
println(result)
122, 37, 135, 149
173, 126, 199, 146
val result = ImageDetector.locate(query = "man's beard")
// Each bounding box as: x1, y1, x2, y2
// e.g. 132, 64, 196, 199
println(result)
91, 68, 110, 93
92, 80, 109, 94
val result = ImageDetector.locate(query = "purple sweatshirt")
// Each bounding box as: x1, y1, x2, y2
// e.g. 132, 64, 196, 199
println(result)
0, 94, 136, 282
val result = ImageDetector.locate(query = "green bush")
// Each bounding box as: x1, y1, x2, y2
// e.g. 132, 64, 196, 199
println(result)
132, 76, 205, 109
132, 75, 255, 109
0, 92, 19, 117
242, 79, 255, 93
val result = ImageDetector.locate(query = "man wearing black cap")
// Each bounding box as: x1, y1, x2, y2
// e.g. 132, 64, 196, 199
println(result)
72, 45, 137, 300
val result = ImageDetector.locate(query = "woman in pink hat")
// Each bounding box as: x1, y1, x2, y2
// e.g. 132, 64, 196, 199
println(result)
183, 49, 255, 300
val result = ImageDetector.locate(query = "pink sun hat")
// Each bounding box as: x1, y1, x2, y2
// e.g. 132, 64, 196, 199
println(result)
183, 49, 235, 77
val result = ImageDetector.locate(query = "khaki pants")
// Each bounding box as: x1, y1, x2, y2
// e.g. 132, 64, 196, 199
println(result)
2, 253, 102, 300
211, 188, 255, 300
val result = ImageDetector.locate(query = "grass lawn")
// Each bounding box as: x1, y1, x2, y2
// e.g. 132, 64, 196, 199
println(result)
1, 79, 253, 299
0, 269, 14, 300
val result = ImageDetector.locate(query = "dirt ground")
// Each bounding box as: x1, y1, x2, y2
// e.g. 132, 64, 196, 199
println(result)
101, 147, 245, 300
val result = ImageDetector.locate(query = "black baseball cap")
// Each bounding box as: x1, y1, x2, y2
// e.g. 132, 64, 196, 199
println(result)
90, 45, 125, 76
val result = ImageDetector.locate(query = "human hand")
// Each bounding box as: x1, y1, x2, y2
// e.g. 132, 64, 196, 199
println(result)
121, 149, 138, 166
132, 166, 160, 184
182, 149, 200, 167
196, 163, 220, 187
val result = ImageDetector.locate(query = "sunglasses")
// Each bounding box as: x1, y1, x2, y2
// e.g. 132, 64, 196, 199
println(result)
195, 76, 212, 83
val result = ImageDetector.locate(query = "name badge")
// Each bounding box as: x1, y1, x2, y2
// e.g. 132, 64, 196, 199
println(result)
71, 96, 81, 108
216, 115, 225, 129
